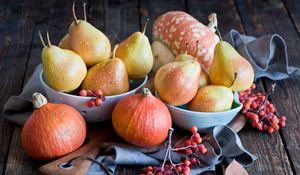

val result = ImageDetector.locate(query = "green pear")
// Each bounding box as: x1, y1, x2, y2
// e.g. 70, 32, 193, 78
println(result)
209, 31, 254, 91
189, 85, 233, 112
39, 32, 87, 93
116, 20, 153, 79
155, 60, 200, 106
59, 3, 111, 67
81, 45, 129, 96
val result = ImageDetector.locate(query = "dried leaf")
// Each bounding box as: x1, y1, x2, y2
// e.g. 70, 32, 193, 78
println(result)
224, 160, 249, 175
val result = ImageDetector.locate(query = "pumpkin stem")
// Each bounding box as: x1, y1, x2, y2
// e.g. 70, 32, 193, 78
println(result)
32, 93, 48, 108
142, 88, 152, 97
208, 13, 218, 32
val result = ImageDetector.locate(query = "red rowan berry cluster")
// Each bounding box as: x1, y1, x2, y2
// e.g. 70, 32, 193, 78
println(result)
238, 83, 286, 133
79, 89, 105, 107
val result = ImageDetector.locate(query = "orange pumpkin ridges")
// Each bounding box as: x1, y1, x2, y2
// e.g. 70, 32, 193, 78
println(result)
112, 88, 172, 148
21, 93, 86, 160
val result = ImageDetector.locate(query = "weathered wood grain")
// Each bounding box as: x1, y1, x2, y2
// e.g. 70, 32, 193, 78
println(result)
140, 0, 186, 41
4, 0, 76, 175
187, 0, 245, 34
0, 0, 41, 174
283, 0, 300, 34
90, 0, 140, 46
236, 0, 298, 174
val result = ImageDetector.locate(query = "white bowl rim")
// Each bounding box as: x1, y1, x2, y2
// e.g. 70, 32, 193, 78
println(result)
40, 71, 148, 99
156, 91, 242, 115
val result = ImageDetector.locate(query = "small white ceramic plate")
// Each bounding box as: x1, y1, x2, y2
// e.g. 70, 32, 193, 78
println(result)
40, 72, 147, 122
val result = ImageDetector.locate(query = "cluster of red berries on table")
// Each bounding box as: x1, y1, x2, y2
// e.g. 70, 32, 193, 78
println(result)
139, 126, 207, 175
238, 83, 286, 133
79, 89, 106, 107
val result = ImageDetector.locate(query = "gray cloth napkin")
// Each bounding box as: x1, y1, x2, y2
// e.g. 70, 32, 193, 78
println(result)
224, 30, 300, 80
87, 125, 256, 175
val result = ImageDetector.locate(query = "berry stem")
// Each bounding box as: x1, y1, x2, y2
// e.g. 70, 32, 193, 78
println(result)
38, 31, 46, 47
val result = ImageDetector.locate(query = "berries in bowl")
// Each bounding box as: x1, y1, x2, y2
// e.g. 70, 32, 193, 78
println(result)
40, 71, 147, 122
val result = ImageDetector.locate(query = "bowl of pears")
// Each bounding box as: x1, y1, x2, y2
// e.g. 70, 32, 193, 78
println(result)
39, 3, 153, 122
153, 37, 254, 132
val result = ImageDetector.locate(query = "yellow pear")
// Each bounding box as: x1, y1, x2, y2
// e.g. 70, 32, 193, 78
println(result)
198, 68, 210, 88
155, 60, 200, 106
116, 20, 153, 79
59, 3, 111, 67
209, 29, 254, 91
189, 85, 233, 112
39, 32, 87, 93
175, 43, 209, 88
81, 45, 129, 96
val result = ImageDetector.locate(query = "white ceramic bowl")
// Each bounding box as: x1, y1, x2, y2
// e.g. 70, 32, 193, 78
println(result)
156, 91, 242, 132
40, 72, 147, 122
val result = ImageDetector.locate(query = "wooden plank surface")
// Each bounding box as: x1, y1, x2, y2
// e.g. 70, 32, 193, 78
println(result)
0, 0, 41, 174
236, 0, 300, 174
4, 0, 75, 174
237, 0, 300, 174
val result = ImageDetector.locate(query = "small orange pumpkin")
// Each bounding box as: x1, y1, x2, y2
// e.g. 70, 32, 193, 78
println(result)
21, 93, 86, 160
112, 88, 172, 147
152, 11, 219, 69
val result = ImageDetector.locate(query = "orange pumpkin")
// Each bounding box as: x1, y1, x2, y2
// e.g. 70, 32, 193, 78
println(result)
152, 11, 219, 69
21, 93, 86, 160
112, 88, 172, 147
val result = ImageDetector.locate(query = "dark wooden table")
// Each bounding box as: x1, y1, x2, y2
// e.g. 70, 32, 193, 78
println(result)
1, 0, 300, 174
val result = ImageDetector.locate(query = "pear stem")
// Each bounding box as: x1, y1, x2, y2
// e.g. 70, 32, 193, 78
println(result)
38, 31, 46, 47
214, 26, 222, 41
142, 18, 149, 35
46, 31, 52, 47
83, 2, 87, 21
72, 2, 79, 24
112, 44, 118, 59
194, 40, 199, 63
230, 72, 238, 88
184, 42, 189, 54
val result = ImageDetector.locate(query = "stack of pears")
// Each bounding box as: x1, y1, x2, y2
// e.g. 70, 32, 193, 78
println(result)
155, 28, 254, 113
189, 29, 254, 112
41, 3, 155, 98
